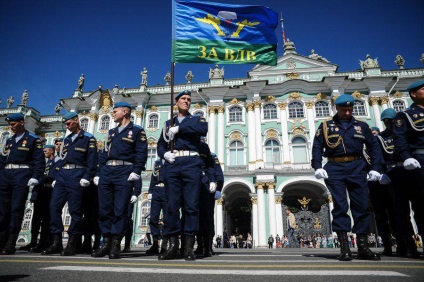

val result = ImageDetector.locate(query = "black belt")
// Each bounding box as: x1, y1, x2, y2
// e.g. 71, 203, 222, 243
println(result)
327, 155, 361, 162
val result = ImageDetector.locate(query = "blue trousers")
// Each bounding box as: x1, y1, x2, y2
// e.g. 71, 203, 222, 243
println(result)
50, 168, 85, 235
98, 165, 134, 236
149, 185, 168, 236
324, 159, 370, 234
0, 169, 31, 233
163, 156, 202, 236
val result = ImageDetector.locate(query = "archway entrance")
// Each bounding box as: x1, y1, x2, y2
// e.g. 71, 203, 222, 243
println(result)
223, 184, 252, 237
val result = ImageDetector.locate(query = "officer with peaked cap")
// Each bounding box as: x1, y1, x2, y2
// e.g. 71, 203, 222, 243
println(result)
0, 113, 45, 255
312, 94, 382, 261
157, 90, 208, 260
42, 112, 97, 256
92, 101, 147, 259
392, 80, 424, 257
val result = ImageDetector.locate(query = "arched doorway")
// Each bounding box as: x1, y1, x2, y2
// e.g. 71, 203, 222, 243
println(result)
223, 184, 252, 237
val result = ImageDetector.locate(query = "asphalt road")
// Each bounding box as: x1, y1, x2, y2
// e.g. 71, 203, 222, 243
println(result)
0, 247, 423, 282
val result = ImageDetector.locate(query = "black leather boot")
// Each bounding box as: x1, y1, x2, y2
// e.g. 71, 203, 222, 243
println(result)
184, 235, 196, 261
42, 234, 63, 255
109, 235, 122, 259
30, 232, 51, 253
77, 236, 92, 254
357, 234, 381, 260
160, 236, 168, 254
61, 234, 80, 256
92, 233, 101, 252
381, 234, 393, 256
336, 232, 353, 261
194, 235, 203, 255
146, 235, 159, 255
1, 233, 19, 255
91, 235, 111, 257
158, 235, 179, 260
0, 231, 8, 252
203, 236, 212, 257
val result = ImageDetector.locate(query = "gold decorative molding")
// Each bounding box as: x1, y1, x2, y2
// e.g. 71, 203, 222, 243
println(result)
298, 196, 311, 209
351, 91, 365, 99
249, 161, 256, 164
97, 140, 104, 151
3, 126, 10, 131
135, 110, 143, 118
285, 72, 299, 79
380, 96, 389, 105
217, 198, 224, 205
316, 93, 327, 100
279, 103, 287, 110
368, 97, 380, 106
253, 100, 262, 108
305, 101, 314, 109
293, 127, 305, 135
254, 181, 266, 190
81, 111, 88, 116
245, 103, 254, 111
229, 132, 242, 142
143, 193, 149, 199
53, 131, 62, 138
393, 91, 403, 98
327, 195, 333, 203
89, 113, 98, 121
149, 105, 158, 111
264, 95, 276, 102
217, 105, 225, 113
331, 95, 339, 106
251, 197, 258, 204
289, 92, 301, 100
148, 139, 157, 147
100, 107, 110, 115
266, 181, 276, 189
208, 106, 216, 114
194, 103, 203, 109
275, 197, 282, 204
265, 129, 279, 139
100, 91, 113, 112
229, 98, 241, 105
173, 105, 178, 111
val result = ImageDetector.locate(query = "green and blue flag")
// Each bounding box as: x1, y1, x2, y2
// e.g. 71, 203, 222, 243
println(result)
172, 0, 278, 66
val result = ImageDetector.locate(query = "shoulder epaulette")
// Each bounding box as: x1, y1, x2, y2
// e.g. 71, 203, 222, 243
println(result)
133, 124, 143, 129
84, 132, 94, 138
29, 133, 39, 139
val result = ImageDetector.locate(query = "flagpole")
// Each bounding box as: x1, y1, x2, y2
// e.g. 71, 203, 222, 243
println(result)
170, 62, 175, 151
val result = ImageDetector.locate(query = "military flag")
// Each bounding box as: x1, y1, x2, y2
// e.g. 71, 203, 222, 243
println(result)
172, 0, 279, 66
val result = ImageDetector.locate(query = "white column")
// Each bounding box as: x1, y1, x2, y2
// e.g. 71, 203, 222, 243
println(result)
88, 113, 97, 135
380, 97, 389, 111
369, 97, 383, 130
267, 182, 277, 238
306, 102, 316, 139
327, 194, 334, 233
246, 103, 256, 170
216, 199, 223, 238
135, 109, 143, 126
253, 101, 263, 168
279, 103, 290, 163
217, 105, 225, 165
208, 106, 216, 153
255, 182, 266, 247
275, 196, 284, 236
251, 196, 258, 248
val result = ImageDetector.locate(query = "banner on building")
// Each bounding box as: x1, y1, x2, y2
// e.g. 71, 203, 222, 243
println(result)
172, 0, 278, 66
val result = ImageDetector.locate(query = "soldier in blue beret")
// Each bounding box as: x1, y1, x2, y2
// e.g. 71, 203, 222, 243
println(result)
92, 101, 147, 259
0, 113, 45, 254
391, 81, 424, 258
43, 112, 97, 256
312, 94, 382, 261
370, 127, 380, 136
157, 89, 208, 260
175, 90, 191, 101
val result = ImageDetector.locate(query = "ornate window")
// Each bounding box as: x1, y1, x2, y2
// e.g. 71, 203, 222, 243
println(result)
292, 137, 308, 164
99, 115, 110, 131
288, 101, 304, 118
0, 131, 10, 143
353, 100, 367, 116
264, 139, 281, 164
229, 106, 243, 122
80, 118, 89, 131
392, 100, 406, 112
21, 209, 33, 230
229, 140, 244, 166
140, 201, 151, 227
315, 101, 330, 117
263, 104, 278, 120
148, 114, 158, 128
146, 147, 157, 171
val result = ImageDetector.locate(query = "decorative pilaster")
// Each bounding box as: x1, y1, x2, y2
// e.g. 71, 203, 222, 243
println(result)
251, 196, 258, 248
246, 102, 256, 170
266, 182, 277, 239
217, 105, 225, 168
253, 100, 263, 168
279, 103, 290, 163
255, 182, 266, 247
369, 97, 383, 130
208, 106, 217, 152
327, 194, 334, 232
216, 198, 223, 239
274, 195, 284, 236
135, 110, 143, 126
305, 101, 316, 139
380, 96, 389, 111
88, 112, 98, 134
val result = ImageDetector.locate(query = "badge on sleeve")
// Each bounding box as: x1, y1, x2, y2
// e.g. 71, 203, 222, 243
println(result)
395, 119, 403, 127
315, 129, 321, 137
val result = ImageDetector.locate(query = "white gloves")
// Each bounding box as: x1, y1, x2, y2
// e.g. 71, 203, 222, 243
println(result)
404, 158, 421, 170
80, 179, 90, 187
314, 168, 328, 179
128, 172, 141, 181
168, 126, 179, 140
147, 193, 152, 200
379, 174, 391, 185
52, 180, 56, 188
367, 170, 381, 182
164, 150, 177, 164
215, 191, 222, 200
209, 182, 217, 193
93, 176, 99, 186
27, 178, 39, 186
130, 196, 137, 204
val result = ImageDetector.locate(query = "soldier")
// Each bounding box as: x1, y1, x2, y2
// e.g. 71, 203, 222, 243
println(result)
312, 94, 382, 261
42, 112, 97, 256
0, 113, 45, 255
145, 159, 169, 256
392, 80, 424, 257
157, 90, 208, 260
92, 101, 147, 259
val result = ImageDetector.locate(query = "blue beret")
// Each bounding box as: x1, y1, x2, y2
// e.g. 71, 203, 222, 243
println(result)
380, 108, 397, 121
371, 127, 380, 132
5, 113, 24, 122
334, 94, 355, 107
62, 112, 78, 122
407, 81, 424, 93
54, 138, 63, 143
113, 101, 131, 109
175, 90, 191, 101
44, 145, 55, 149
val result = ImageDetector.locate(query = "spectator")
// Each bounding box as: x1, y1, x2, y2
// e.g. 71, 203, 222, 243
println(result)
238, 234, 243, 249
275, 234, 281, 248
268, 234, 274, 248
223, 228, 229, 248
328, 234, 334, 248
247, 232, 252, 249
230, 235, 236, 248
216, 235, 222, 248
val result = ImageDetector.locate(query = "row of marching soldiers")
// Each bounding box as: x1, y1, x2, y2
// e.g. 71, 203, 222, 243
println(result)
0, 89, 224, 260
312, 81, 424, 261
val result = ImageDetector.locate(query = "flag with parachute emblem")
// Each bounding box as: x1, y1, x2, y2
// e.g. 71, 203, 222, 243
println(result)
172, 0, 278, 66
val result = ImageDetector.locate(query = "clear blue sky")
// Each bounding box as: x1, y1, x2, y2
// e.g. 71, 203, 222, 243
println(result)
1, 0, 423, 115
